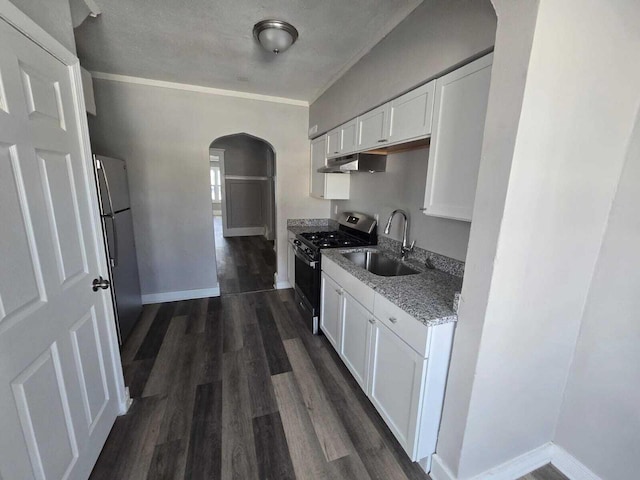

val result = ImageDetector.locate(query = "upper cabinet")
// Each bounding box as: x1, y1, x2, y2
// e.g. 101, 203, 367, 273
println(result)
388, 81, 435, 145
327, 118, 358, 159
357, 79, 435, 151
310, 135, 350, 200
357, 103, 391, 151
422, 53, 493, 222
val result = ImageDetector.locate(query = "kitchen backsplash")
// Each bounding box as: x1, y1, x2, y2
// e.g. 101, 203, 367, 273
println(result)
378, 235, 465, 278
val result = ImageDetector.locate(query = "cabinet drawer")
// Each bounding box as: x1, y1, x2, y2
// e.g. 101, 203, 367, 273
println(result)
322, 256, 375, 312
373, 294, 430, 357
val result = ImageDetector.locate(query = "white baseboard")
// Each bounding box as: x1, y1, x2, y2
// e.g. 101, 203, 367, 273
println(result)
275, 280, 292, 289
141, 286, 220, 304
430, 443, 600, 480
551, 445, 601, 480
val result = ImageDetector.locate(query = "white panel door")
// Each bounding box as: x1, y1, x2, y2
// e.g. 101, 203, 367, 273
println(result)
0, 19, 121, 480
320, 273, 343, 350
423, 53, 493, 221
357, 103, 391, 151
339, 292, 372, 391
368, 318, 426, 459
388, 80, 435, 145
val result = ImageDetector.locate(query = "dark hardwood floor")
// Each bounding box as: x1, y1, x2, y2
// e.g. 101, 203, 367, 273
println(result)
214, 216, 276, 295
93, 289, 567, 480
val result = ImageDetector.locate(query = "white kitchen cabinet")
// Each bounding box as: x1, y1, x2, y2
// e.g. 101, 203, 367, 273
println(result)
388, 80, 435, 145
357, 103, 390, 151
310, 135, 350, 200
368, 318, 426, 453
339, 292, 372, 391
326, 127, 341, 158
320, 272, 343, 350
320, 256, 456, 467
423, 53, 493, 221
327, 118, 358, 159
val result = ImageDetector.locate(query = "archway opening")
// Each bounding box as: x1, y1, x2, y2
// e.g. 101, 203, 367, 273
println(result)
209, 133, 276, 295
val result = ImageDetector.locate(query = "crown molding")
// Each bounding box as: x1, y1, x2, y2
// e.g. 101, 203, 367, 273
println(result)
90, 72, 309, 107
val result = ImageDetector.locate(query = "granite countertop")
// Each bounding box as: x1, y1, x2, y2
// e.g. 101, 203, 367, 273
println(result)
287, 218, 338, 236
321, 247, 463, 327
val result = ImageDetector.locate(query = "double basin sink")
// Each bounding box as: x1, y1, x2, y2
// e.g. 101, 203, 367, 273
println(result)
341, 251, 419, 277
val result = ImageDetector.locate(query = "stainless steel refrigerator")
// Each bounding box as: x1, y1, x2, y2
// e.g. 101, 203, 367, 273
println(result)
95, 155, 142, 345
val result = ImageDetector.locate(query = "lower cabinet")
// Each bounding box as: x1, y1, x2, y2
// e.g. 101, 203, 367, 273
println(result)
339, 292, 372, 392
320, 265, 455, 468
319, 272, 342, 349
368, 318, 426, 452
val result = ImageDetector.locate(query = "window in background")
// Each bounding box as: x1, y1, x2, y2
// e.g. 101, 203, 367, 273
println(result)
210, 164, 221, 202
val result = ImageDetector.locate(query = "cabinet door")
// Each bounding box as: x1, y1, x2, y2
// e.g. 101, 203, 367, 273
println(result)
423, 53, 493, 221
326, 128, 341, 158
339, 293, 372, 391
368, 319, 426, 459
357, 103, 390, 151
320, 273, 343, 350
388, 81, 435, 145
340, 118, 358, 155
310, 135, 327, 198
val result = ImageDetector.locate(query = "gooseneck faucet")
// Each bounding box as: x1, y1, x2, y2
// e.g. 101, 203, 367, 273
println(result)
384, 209, 415, 260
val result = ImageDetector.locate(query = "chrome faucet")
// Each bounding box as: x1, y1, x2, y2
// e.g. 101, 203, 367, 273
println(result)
384, 209, 415, 260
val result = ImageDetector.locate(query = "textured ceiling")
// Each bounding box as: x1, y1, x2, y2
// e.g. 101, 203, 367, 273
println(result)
74, 0, 423, 102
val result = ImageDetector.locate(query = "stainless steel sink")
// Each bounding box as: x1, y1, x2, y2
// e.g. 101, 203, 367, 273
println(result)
341, 251, 419, 277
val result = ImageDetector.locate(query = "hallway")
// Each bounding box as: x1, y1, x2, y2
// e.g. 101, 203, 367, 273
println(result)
214, 216, 276, 294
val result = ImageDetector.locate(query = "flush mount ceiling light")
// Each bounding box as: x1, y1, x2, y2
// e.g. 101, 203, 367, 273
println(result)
253, 19, 299, 55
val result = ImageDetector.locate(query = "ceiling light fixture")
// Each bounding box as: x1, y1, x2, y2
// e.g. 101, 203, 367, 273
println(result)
253, 19, 299, 55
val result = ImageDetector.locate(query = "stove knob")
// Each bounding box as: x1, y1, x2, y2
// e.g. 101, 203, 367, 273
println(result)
293, 239, 301, 246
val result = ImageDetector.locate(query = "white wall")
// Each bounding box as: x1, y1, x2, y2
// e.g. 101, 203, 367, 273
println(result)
332, 149, 470, 261
9, 0, 76, 53
554, 111, 640, 480
435, 0, 640, 478
88, 79, 329, 298
309, 0, 496, 135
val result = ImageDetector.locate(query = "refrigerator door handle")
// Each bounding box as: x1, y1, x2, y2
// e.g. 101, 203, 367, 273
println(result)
96, 157, 119, 267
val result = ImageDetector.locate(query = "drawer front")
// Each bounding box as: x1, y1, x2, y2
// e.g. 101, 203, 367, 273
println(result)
373, 294, 430, 357
321, 256, 375, 312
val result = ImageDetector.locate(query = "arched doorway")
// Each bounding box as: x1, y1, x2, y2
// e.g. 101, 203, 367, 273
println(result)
209, 133, 276, 294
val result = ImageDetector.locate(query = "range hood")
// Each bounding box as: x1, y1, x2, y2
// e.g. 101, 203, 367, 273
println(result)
318, 153, 386, 173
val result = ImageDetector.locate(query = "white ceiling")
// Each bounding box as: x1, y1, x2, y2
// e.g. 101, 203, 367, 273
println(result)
73, 0, 423, 102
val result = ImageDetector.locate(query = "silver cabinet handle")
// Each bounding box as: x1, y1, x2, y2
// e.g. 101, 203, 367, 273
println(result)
377, 139, 387, 143
419, 207, 427, 211
334, 151, 339, 154
368, 318, 376, 324
389, 317, 397, 324
335, 289, 342, 295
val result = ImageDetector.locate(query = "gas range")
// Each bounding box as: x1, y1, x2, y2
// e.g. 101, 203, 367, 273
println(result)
291, 212, 377, 334
297, 230, 371, 254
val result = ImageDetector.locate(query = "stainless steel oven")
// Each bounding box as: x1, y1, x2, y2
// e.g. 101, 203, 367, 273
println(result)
292, 239, 320, 334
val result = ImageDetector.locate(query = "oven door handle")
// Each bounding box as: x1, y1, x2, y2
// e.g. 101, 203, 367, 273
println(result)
294, 246, 317, 269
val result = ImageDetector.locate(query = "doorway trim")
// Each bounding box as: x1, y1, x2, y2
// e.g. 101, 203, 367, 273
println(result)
0, 0, 128, 414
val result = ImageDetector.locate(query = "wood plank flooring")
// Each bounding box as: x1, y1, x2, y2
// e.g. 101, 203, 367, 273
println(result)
214, 216, 276, 294
92, 288, 567, 480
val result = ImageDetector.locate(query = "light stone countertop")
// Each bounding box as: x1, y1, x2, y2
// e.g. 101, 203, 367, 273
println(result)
321, 246, 462, 327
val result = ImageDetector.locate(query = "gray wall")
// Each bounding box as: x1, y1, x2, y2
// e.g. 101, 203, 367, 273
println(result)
554, 110, 640, 480
88, 79, 328, 298
332, 149, 470, 261
9, 0, 76, 53
309, 0, 496, 135
435, 0, 640, 478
